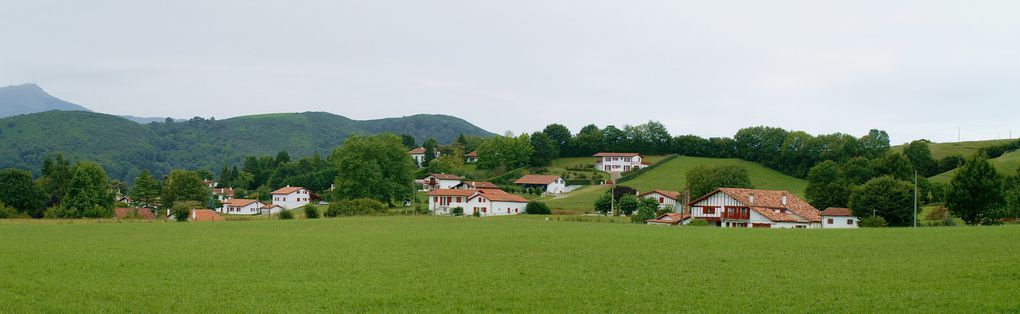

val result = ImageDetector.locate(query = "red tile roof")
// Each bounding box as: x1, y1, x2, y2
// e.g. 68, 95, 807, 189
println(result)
461, 181, 500, 189
114, 208, 156, 220
212, 188, 235, 197
191, 209, 224, 222
646, 213, 690, 225
224, 198, 260, 207
466, 150, 478, 157
427, 189, 477, 197
425, 173, 463, 180
474, 189, 529, 203
271, 186, 305, 195
820, 207, 854, 217
408, 147, 426, 154
640, 190, 681, 201
593, 152, 641, 157
689, 188, 821, 223
514, 174, 562, 185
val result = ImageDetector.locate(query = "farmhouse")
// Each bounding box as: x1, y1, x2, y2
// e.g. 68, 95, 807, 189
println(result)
212, 187, 235, 201
270, 186, 320, 209
820, 207, 859, 229
593, 152, 648, 172
466, 150, 478, 163
513, 174, 566, 194
409, 147, 440, 168
646, 213, 690, 226
220, 198, 267, 215
685, 188, 822, 228
639, 190, 682, 211
427, 188, 529, 216
190, 209, 225, 222
420, 173, 463, 190
455, 181, 501, 190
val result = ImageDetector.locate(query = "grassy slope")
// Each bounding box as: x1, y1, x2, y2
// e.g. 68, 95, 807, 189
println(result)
0, 217, 1017, 312
894, 139, 1015, 160
931, 149, 1020, 183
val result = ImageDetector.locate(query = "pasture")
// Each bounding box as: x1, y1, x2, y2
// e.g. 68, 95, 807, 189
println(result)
617, 156, 808, 196
0, 217, 1017, 312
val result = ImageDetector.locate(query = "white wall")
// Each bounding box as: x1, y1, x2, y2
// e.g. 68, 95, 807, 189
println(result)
597, 156, 644, 172
642, 193, 679, 211
221, 202, 264, 215
273, 189, 312, 209
545, 178, 566, 194
428, 193, 524, 216
822, 216, 859, 228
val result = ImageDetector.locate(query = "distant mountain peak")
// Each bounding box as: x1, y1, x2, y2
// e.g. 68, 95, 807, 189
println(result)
0, 83, 92, 118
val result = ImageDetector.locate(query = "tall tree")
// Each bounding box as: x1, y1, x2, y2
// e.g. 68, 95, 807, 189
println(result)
63, 161, 113, 218
542, 124, 572, 153
422, 138, 440, 167
401, 134, 417, 149
0, 168, 45, 217
275, 151, 291, 164
859, 129, 891, 159
685, 165, 753, 197
128, 170, 161, 208
161, 170, 209, 208
573, 124, 604, 156
842, 157, 875, 185
873, 152, 914, 181
849, 176, 914, 226
40, 153, 72, 206
805, 161, 849, 210
946, 154, 1005, 225
903, 140, 936, 177
331, 134, 416, 204
476, 132, 534, 170
529, 132, 558, 167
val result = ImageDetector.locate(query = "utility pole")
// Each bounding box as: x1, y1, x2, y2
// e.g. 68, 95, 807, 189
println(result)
610, 181, 616, 216
913, 170, 918, 228
958, 127, 961, 143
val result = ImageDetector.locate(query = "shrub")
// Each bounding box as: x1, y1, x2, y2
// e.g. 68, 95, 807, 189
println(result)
324, 198, 388, 217
472, 209, 481, 217
172, 207, 191, 222
43, 206, 70, 219
278, 210, 294, 220
688, 219, 711, 226
0, 202, 22, 219
451, 207, 464, 216
925, 206, 949, 221
859, 216, 887, 228
303, 205, 320, 219
525, 201, 551, 215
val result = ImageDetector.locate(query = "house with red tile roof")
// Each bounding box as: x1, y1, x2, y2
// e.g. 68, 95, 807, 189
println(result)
270, 186, 321, 209
409, 147, 441, 168
212, 187, 235, 202
593, 152, 648, 172
190, 209, 225, 222
684, 188, 822, 228
646, 213, 690, 226
420, 173, 463, 191
820, 207, 859, 228
220, 198, 268, 215
513, 174, 566, 194
455, 181, 501, 190
427, 188, 529, 216
465, 150, 478, 163
639, 190, 682, 211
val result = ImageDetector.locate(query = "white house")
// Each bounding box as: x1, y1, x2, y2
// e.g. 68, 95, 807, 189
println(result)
261, 204, 286, 215
513, 174, 566, 194
684, 188, 822, 228
409, 147, 441, 168
420, 173, 463, 190
465, 150, 478, 163
646, 213, 690, 226
593, 152, 648, 172
212, 187, 235, 202
427, 188, 529, 216
202, 179, 217, 188
220, 199, 267, 215
639, 190, 682, 212
820, 207, 859, 229
270, 186, 320, 209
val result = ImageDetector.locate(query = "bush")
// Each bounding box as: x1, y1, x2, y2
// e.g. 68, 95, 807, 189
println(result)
859, 216, 887, 228
278, 210, 294, 220
525, 201, 551, 214
172, 207, 191, 222
324, 198, 388, 217
472, 209, 481, 217
43, 206, 70, 219
0, 202, 22, 219
451, 207, 464, 216
688, 219, 711, 226
303, 205, 320, 219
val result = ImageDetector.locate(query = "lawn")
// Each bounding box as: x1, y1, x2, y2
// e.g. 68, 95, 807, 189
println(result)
542, 185, 610, 212
0, 217, 1017, 312
620, 156, 808, 197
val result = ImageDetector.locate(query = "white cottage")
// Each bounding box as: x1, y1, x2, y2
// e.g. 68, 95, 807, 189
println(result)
465, 150, 478, 163
270, 186, 320, 209
684, 188, 822, 228
639, 190, 682, 212
427, 188, 529, 216
409, 147, 441, 168
593, 152, 648, 172
820, 207, 859, 229
513, 174, 566, 194
220, 199, 267, 215
212, 187, 235, 202
420, 173, 463, 190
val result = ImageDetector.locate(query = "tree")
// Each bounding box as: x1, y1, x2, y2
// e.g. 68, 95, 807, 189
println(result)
805, 161, 849, 210
632, 197, 660, 223
841, 157, 875, 185
422, 138, 440, 167
849, 176, 914, 227
859, 129, 891, 159
128, 170, 161, 208
161, 170, 209, 209
946, 154, 1004, 225
685, 165, 753, 198
542, 124, 572, 153
331, 134, 416, 204
40, 153, 72, 206
873, 152, 914, 181
275, 151, 291, 164
573, 124, 604, 156
594, 193, 613, 215
401, 134, 417, 149
476, 132, 533, 170
525, 201, 551, 214
0, 168, 45, 217
303, 205, 320, 218
617, 195, 639, 216
62, 161, 113, 218
529, 132, 558, 167
903, 140, 936, 176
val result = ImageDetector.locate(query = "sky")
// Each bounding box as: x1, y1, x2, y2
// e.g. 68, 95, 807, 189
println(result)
1, 0, 1018, 144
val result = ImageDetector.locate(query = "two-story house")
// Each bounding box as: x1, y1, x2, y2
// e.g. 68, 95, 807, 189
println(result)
427, 188, 529, 216
409, 147, 441, 168
685, 188, 822, 228
639, 190, 682, 211
270, 186, 320, 209
220, 199, 267, 215
593, 152, 647, 172
420, 173, 463, 190
513, 174, 567, 194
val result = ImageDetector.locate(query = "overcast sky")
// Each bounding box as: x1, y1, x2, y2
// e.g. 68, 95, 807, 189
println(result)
2, 0, 1018, 144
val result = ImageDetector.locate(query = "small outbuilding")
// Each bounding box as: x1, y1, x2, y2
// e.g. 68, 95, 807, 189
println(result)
820, 207, 859, 229
513, 174, 566, 194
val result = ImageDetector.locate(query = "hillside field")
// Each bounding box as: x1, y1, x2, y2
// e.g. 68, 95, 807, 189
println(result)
894, 139, 1015, 160
931, 149, 1020, 183
0, 217, 1017, 312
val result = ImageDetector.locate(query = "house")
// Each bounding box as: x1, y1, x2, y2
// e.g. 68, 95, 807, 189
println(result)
639, 190, 682, 211
820, 207, 859, 229
646, 213, 691, 226
270, 186, 320, 209
409, 147, 441, 167
420, 173, 463, 190
427, 188, 529, 216
114, 207, 156, 220
685, 188, 822, 228
262, 204, 286, 215
513, 174, 566, 194
455, 181, 501, 190
202, 179, 217, 188
594, 152, 648, 172
190, 209, 225, 222
212, 187, 235, 202
466, 150, 478, 163
220, 198, 267, 215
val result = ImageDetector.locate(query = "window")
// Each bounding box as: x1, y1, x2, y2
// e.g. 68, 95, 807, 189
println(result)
848, 219, 854, 225
702, 207, 716, 215
659, 197, 664, 203
827, 218, 833, 224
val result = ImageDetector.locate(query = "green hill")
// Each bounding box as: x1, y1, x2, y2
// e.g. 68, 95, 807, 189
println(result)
931, 149, 1020, 183
543, 156, 808, 211
0, 84, 91, 117
0, 111, 494, 181
894, 139, 1015, 160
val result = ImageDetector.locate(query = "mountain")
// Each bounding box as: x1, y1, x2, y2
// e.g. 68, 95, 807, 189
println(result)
0, 84, 91, 117
0, 111, 495, 182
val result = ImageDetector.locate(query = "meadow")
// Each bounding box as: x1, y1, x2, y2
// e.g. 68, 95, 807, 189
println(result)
931, 149, 1020, 183
0, 217, 1017, 312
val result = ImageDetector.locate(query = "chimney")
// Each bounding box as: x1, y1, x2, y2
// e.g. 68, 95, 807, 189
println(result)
781, 193, 788, 206
748, 193, 755, 204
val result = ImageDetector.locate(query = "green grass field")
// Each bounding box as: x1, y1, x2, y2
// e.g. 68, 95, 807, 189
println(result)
0, 217, 1017, 312
931, 149, 1020, 183
894, 139, 1015, 160
619, 156, 808, 196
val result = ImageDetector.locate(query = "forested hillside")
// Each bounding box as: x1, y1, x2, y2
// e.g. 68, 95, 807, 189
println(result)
0, 111, 494, 181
